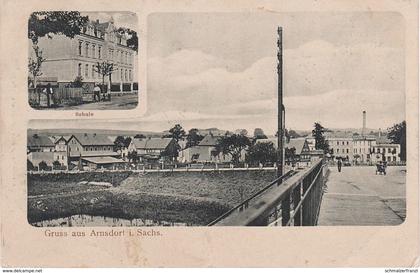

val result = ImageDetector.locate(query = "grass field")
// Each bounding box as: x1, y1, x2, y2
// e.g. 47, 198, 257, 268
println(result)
28, 170, 277, 226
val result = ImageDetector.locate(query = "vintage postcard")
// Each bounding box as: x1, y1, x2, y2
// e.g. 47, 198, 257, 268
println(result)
1, 0, 419, 269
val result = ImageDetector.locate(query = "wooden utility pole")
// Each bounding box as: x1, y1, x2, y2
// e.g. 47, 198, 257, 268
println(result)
277, 27, 284, 178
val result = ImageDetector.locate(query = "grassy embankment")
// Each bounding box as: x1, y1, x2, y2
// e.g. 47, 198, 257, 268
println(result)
28, 170, 277, 225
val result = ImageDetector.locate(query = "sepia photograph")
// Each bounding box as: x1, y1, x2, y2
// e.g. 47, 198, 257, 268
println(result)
27, 12, 406, 227
27, 11, 139, 110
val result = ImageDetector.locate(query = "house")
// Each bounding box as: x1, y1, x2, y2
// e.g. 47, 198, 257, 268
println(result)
27, 134, 55, 153
352, 135, 377, 164
49, 135, 71, 166
371, 143, 401, 163
327, 137, 353, 162
29, 17, 138, 93
178, 134, 246, 163
284, 138, 312, 167
67, 133, 118, 161
81, 156, 125, 170
128, 138, 178, 162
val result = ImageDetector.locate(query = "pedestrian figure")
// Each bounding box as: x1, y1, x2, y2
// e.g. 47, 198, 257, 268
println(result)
337, 158, 342, 172
93, 84, 101, 101
44, 83, 53, 107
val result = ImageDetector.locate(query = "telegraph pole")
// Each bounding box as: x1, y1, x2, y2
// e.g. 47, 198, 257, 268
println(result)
277, 27, 284, 178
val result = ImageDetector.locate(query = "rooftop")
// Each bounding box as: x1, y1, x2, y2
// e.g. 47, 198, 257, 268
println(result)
72, 133, 114, 146
27, 134, 55, 147
132, 138, 173, 150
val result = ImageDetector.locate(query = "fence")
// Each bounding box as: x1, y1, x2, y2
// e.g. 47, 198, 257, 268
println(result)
29, 87, 86, 106
209, 158, 327, 226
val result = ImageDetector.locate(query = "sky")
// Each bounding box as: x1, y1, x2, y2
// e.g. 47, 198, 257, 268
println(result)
32, 12, 405, 135
143, 12, 405, 134
81, 12, 138, 32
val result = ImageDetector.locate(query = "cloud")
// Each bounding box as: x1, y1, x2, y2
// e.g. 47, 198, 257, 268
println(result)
147, 40, 405, 130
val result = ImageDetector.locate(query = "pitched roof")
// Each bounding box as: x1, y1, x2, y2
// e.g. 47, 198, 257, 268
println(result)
376, 136, 392, 144
27, 134, 55, 147
198, 134, 219, 146
82, 156, 124, 164
132, 138, 173, 150
72, 133, 114, 146
51, 135, 72, 144
284, 138, 307, 155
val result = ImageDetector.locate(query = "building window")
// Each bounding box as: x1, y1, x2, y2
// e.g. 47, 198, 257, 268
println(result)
92, 65, 95, 78
92, 44, 96, 58
125, 69, 127, 81
121, 69, 123, 81
346, 149, 349, 153
85, 64, 89, 77
98, 46, 101, 59
129, 70, 132, 81
336, 149, 339, 153
78, 41, 83, 56
347, 141, 349, 145
85, 43, 89, 57
388, 148, 392, 153
78, 63, 82, 76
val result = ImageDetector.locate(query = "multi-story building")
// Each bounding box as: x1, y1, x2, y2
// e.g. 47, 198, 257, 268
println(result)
371, 143, 401, 163
67, 133, 117, 157
352, 135, 377, 164
29, 18, 138, 93
327, 137, 353, 161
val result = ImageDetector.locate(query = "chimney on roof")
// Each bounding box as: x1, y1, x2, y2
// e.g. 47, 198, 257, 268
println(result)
378, 128, 382, 138
362, 111, 366, 136
96, 19, 99, 24
84, 133, 88, 137
93, 133, 96, 137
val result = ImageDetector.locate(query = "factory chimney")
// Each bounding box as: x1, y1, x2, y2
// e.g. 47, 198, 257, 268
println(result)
362, 111, 366, 136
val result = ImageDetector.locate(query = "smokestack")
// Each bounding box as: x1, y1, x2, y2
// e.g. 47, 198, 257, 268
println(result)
362, 111, 366, 136
379, 128, 382, 138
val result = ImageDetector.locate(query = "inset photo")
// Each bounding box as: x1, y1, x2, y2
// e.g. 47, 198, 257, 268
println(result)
28, 11, 139, 110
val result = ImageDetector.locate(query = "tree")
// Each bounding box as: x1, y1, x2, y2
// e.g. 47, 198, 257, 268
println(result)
28, 12, 89, 105
216, 134, 251, 164
28, 11, 89, 45
38, 161, 49, 171
69, 76, 84, 88
288, 130, 301, 139
28, 45, 45, 94
253, 128, 267, 138
387, 121, 406, 161
114, 136, 131, 152
247, 142, 277, 165
168, 124, 186, 143
27, 160, 35, 171
312, 122, 329, 154
52, 160, 62, 169
285, 147, 296, 163
117, 27, 138, 52
94, 61, 115, 97
354, 154, 361, 164
127, 150, 138, 163
186, 128, 204, 148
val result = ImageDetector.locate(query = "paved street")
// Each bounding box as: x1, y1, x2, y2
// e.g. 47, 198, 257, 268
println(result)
61, 93, 138, 110
318, 166, 406, 226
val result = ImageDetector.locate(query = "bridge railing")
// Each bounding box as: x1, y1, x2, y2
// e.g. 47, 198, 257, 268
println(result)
209, 158, 327, 226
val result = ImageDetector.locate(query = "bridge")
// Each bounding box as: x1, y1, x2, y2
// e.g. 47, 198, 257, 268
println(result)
209, 159, 406, 226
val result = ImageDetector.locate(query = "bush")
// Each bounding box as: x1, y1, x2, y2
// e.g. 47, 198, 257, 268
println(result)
38, 161, 50, 171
